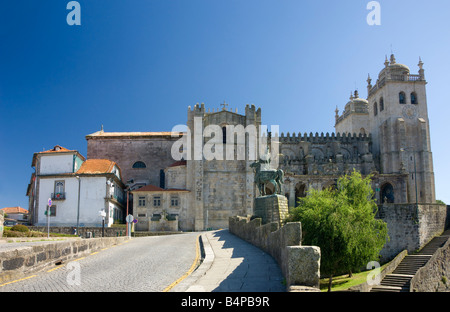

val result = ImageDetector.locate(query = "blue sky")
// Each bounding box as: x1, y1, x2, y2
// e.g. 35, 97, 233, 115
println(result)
1, 0, 450, 209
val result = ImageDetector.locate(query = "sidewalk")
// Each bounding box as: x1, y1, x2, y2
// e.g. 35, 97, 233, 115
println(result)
171, 229, 286, 292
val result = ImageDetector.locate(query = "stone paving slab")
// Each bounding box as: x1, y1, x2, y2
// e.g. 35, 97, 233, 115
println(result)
172, 229, 286, 292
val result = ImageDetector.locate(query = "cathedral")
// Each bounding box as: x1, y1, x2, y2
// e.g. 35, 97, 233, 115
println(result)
85, 54, 436, 232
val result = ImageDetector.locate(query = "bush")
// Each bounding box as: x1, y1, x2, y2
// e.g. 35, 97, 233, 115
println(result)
10, 224, 29, 232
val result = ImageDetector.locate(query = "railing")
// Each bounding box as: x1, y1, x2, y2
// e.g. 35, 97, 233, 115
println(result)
51, 192, 66, 200
369, 75, 424, 96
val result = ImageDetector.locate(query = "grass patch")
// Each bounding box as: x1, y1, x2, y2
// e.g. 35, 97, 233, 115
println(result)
3, 228, 77, 238
319, 263, 388, 292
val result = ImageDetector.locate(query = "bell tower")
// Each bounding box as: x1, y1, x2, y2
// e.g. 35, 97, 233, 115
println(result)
367, 55, 435, 203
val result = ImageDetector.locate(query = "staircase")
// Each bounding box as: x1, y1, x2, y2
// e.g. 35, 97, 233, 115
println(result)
371, 229, 450, 292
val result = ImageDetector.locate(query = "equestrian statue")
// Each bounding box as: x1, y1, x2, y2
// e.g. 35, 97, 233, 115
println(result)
250, 157, 284, 196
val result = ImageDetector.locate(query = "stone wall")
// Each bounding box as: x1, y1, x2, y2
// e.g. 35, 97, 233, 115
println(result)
410, 237, 450, 292
377, 203, 448, 262
28, 226, 128, 238
86, 133, 180, 188
0, 236, 129, 284
229, 216, 320, 289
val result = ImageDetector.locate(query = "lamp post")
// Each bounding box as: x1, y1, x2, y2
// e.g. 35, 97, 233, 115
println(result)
76, 176, 81, 235
99, 209, 106, 237
125, 179, 133, 237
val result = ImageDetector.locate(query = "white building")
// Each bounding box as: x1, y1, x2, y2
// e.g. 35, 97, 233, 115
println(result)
27, 145, 125, 227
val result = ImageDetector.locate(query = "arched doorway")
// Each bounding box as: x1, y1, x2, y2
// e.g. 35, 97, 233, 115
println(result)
295, 183, 307, 206
381, 183, 395, 203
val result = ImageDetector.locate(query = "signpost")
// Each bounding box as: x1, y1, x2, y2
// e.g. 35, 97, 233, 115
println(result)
126, 214, 134, 237
47, 198, 52, 238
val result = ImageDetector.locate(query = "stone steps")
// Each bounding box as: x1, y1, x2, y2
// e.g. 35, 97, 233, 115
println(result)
371, 230, 449, 292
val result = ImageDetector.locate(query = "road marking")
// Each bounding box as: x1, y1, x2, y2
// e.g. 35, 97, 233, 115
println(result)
90, 252, 99, 255
163, 234, 201, 292
47, 266, 62, 273
0, 275, 37, 287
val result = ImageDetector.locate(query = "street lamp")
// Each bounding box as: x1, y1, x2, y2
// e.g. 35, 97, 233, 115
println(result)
99, 209, 106, 237
76, 176, 81, 236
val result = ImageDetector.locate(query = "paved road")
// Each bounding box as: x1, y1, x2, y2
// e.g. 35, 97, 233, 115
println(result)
0, 233, 199, 292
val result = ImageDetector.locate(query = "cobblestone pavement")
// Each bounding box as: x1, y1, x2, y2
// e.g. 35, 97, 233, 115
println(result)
0, 233, 199, 292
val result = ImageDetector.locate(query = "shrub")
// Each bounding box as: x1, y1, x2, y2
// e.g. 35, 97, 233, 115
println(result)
10, 224, 29, 232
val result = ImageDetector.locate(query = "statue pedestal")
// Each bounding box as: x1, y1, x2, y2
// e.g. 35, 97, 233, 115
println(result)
254, 194, 289, 225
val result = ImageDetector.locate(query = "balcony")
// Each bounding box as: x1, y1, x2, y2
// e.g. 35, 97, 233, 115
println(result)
51, 192, 66, 200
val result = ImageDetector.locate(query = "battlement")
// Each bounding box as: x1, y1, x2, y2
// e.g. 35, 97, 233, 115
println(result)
188, 103, 261, 119
279, 131, 371, 143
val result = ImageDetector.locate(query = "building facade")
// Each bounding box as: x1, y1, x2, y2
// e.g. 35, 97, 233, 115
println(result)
27, 145, 125, 227
84, 54, 437, 232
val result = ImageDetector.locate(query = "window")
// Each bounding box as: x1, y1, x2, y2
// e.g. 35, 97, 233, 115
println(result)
52, 181, 65, 200
45, 205, 56, 217
160, 169, 165, 189
222, 126, 227, 144
379, 97, 384, 111
132, 161, 146, 169
153, 196, 161, 207
399, 92, 406, 104
374, 102, 378, 116
171, 196, 179, 207
138, 196, 146, 207
411, 92, 418, 104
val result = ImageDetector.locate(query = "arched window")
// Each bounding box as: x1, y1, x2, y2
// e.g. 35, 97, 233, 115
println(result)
411, 92, 418, 104
374, 102, 378, 116
132, 161, 146, 169
295, 183, 307, 206
379, 97, 384, 111
399, 92, 406, 104
159, 169, 165, 188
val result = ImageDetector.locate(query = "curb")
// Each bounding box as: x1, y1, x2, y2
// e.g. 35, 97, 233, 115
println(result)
170, 232, 215, 292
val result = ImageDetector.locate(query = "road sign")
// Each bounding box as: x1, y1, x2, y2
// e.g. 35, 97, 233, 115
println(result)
48, 198, 52, 207
126, 214, 134, 223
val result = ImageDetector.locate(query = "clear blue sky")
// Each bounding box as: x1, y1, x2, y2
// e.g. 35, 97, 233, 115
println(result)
1, 0, 450, 209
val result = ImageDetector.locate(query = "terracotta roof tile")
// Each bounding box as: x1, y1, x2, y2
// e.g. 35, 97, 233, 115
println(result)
32, 145, 86, 167
1, 207, 28, 214
39, 145, 74, 153
76, 159, 118, 174
168, 160, 187, 167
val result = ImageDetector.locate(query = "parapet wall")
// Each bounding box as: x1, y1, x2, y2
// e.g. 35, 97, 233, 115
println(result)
410, 237, 450, 292
279, 131, 371, 143
0, 236, 129, 284
229, 216, 320, 290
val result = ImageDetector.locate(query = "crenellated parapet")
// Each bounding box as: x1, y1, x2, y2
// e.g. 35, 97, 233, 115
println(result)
279, 131, 371, 143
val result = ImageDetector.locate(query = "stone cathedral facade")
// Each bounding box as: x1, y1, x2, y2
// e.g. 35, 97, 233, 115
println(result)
86, 54, 437, 232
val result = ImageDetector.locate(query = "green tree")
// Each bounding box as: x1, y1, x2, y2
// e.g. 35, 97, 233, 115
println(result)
287, 170, 389, 291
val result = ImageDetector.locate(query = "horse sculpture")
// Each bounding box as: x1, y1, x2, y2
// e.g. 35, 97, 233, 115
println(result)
250, 160, 284, 196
